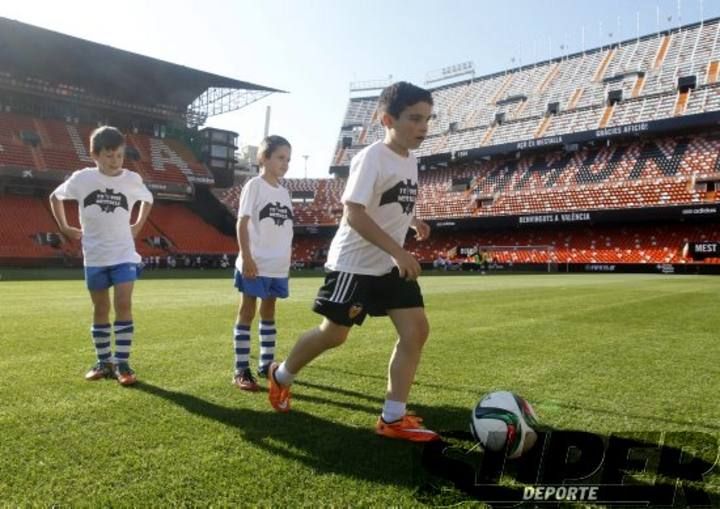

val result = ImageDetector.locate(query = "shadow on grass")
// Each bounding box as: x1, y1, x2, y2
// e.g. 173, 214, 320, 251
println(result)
303, 365, 720, 431
293, 379, 385, 405
134, 381, 468, 489
133, 381, 718, 506
302, 364, 477, 395
291, 379, 472, 430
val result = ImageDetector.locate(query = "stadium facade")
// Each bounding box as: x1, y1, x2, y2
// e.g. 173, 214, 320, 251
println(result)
0, 16, 718, 273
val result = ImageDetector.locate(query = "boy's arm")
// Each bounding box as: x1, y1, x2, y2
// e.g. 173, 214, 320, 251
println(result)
130, 201, 153, 239
345, 202, 421, 280
49, 194, 82, 240
236, 216, 257, 278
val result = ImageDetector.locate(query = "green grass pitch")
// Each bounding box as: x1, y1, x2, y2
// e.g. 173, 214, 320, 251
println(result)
1, 273, 718, 506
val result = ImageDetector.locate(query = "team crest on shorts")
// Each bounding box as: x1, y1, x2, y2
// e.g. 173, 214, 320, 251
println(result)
348, 303, 363, 319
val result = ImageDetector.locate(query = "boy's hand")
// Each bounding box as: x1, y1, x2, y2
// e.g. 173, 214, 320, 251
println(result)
130, 223, 143, 239
60, 225, 82, 240
411, 218, 431, 241
393, 250, 421, 280
242, 256, 258, 279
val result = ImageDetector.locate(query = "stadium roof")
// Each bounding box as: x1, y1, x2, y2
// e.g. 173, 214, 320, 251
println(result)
0, 17, 283, 121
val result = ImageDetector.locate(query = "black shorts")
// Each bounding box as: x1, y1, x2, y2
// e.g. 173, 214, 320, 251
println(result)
312, 267, 424, 327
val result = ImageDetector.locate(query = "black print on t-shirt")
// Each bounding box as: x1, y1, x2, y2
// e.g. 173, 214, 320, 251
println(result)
83, 189, 129, 213
259, 202, 293, 226
379, 179, 418, 215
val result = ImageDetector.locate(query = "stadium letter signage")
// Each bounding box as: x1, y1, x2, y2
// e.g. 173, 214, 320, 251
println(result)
437, 112, 720, 163
681, 207, 719, 216
516, 136, 564, 150
595, 122, 649, 138
518, 212, 591, 225
584, 264, 616, 272
686, 242, 720, 260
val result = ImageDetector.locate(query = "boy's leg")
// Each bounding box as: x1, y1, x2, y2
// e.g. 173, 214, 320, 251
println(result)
268, 271, 363, 412
87, 288, 113, 380
233, 294, 258, 391
90, 288, 112, 325
258, 297, 277, 376
113, 281, 136, 385
284, 318, 351, 375
385, 307, 429, 407
114, 280, 133, 321
268, 318, 350, 412
374, 307, 438, 442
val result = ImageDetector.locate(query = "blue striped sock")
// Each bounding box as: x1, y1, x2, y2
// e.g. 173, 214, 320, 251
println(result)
234, 324, 251, 374
114, 320, 134, 365
259, 320, 276, 371
91, 323, 112, 363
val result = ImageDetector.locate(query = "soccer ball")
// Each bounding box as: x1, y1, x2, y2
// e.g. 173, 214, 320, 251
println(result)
470, 391, 539, 459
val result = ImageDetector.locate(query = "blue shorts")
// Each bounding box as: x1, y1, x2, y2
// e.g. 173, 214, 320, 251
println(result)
85, 263, 142, 291
234, 271, 289, 299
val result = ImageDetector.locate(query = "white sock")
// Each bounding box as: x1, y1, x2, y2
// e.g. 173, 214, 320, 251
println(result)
382, 399, 406, 423
275, 361, 296, 386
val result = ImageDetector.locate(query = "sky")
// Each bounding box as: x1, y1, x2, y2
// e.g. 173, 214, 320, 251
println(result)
3, 0, 720, 178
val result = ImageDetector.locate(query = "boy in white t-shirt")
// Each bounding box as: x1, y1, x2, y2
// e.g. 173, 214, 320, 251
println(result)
268, 83, 440, 442
231, 136, 294, 391
50, 126, 153, 386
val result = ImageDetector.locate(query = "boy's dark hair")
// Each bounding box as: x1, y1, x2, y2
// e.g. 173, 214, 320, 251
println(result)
258, 135, 291, 165
90, 126, 125, 155
378, 81, 433, 121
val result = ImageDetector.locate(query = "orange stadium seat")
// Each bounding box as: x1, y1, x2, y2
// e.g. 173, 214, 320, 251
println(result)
0, 195, 65, 259
4, 14, 720, 270
0, 113, 211, 188
404, 223, 720, 265
147, 202, 235, 254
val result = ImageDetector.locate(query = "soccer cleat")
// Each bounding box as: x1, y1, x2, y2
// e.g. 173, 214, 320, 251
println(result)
267, 362, 291, 412
85, 361, 115, 381
114, 362, 137, 386
375, 414, 440, 442
233, 368, 259, 392
257, 364, 270, 379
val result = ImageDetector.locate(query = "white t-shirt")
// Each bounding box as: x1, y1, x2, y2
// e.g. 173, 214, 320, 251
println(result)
235, 176, 294, 278
326, 141, 418, 276
51, 168, 153, 267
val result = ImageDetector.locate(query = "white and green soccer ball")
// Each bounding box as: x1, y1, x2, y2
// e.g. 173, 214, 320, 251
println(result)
470, 390, 540, 459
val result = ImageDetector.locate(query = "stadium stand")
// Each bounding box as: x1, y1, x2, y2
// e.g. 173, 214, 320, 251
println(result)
218, 133, 720, 222
0, 194, 63, 259
413, 134, 720, 219
332, 18, 720, 166
214, 177, 346, 226
404, 223, 720, 265
1, 16, 718, 273
0, 192, 233, 264
147, 203, 236, 254
0, 16, 281, 267
319, 20, 720, 273
0, 113, 212, 187
293, 222, 720, 267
